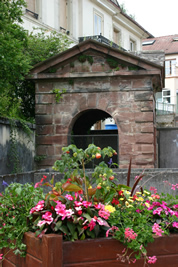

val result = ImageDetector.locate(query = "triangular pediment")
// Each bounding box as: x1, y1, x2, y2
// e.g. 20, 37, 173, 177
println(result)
28, 39, 164, 83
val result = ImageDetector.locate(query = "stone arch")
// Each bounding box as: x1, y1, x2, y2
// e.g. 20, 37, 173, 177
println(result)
67, 108, 119, 165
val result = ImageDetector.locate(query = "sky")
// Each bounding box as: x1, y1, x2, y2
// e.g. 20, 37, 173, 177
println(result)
121, 0, 178, 37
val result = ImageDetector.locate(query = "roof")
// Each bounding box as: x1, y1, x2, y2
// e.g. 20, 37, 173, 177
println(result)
28, 39, 164, 89
108, 0, 153, 38
142, 35, 178, 55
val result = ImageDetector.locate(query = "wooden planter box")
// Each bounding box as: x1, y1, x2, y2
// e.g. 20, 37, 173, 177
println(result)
1, 232, 178, 267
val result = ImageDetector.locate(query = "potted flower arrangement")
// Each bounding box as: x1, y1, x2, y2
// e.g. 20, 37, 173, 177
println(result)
0, 144, 178, 266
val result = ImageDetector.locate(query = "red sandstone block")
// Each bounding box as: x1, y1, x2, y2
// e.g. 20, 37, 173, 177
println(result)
87, 93, 97, 108
47, 146, 55, 156
35, 104, 47, 114
36, 125, 54, 135
119, 135, 135, 144
97, 97, 108, 110
118, 113, 135, 122
35, 94, 54, 104
132, 78, 151, 88
36, 135, 67, 145
119, 123, 132, 133
55, 145, 63, 155
141, 125, 154, 133
135, 112, 153, 122
55, 125, 68, 135
37, 82, 53, 93
36, 115, 53, 125
36, 145, 47, 155
135, 133, 153, 144
134, 91, 153, 101
135, 144, 154, 153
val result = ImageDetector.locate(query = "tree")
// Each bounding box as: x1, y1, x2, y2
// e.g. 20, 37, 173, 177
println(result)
16, 29, 73, 120
0, 1, 72, 121
0, 0, 29, 118
120, 3, 135, 20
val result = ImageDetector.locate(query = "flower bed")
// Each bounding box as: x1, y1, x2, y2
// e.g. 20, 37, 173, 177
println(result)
0, 144, 178, 266
1, 232, 178, 267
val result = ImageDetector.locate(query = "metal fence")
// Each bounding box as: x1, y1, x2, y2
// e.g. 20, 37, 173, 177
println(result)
156, 101, 176, 115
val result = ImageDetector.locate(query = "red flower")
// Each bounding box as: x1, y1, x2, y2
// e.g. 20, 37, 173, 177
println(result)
112, 198, 120, 205
118, 190, 123, 196
78, 210, 82, 216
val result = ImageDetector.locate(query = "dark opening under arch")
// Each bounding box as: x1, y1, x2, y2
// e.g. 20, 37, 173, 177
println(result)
68, 109, 119, 167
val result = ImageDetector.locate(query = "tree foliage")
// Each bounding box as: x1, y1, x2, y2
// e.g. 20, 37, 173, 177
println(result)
0, 1, 72, 121
120, 2, 135, 20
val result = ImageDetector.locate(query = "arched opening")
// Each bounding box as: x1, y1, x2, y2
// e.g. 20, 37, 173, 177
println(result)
68, 109, 118, 167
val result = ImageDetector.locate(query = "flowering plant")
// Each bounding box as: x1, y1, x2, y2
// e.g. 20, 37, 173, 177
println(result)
0, 183, 44, 259
31, 144, 118, 240
107, 187, 178, 265
0, 144, 178, 267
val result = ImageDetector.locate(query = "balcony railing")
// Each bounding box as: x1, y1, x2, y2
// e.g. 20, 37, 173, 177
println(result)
78, 34, 126, 51
156, 101, 176, 115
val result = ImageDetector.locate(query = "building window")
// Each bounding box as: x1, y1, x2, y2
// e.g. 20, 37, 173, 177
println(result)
113, 28, 121, 45
60, 0, 67, 31
165, 59, 176, 76
94, 11, 103, 35
162, 89, 171, 103
130, 39, 136, 51
26, 0, 38, 19
26, 0, 35, 12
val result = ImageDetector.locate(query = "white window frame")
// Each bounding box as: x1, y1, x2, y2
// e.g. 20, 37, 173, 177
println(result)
93, 9, 103, 35
162, 89, 171, 103
129, 37, 136, 51
113, 26, 121, 45
165, 59, 176, 76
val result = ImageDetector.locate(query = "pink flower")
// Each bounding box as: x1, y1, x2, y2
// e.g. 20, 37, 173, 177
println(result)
124, 228, 137, 242
172, 222, 178, 228
150, 186, 157, 194
65, 194, 74, 201
152, 223, 164, 236
0, 254, 3, 260
94, 203, 102, 209
153, 207, 163, 215
98, 207, 110, 220
82, 201, 92, 208
148, 256, 157, 264
106, 226, 119, 237
30, 200, 45, 214
88, 218, 96, 231
171, 183, 178, 190
37, 220, 47, 227
42, 211, 53, 224
74, 201, 83, 207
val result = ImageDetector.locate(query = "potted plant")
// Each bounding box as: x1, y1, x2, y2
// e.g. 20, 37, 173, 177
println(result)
0, 144, 178, 266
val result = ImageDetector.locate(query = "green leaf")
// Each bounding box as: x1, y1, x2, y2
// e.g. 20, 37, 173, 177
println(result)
15, 187, 22, 195
59, 225, 69, 235
67, 221, 76, 236
62, 182, 82, 192
82, 213, 92, 221
54, 221, 62, 231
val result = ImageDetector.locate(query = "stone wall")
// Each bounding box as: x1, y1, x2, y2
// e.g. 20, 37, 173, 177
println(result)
1, 169, 177, 195
35, 76, 155, 169
0, 117, 35, 175
29, 40, 164, 170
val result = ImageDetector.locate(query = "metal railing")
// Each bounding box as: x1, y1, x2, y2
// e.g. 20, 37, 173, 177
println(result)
156, 101, 176, 115
78, 34, 126, 51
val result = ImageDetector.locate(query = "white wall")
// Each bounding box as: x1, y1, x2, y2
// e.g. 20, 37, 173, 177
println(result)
23, 0, 149, 51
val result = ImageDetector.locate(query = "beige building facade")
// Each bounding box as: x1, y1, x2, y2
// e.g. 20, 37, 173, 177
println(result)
23, 0, 153, 51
